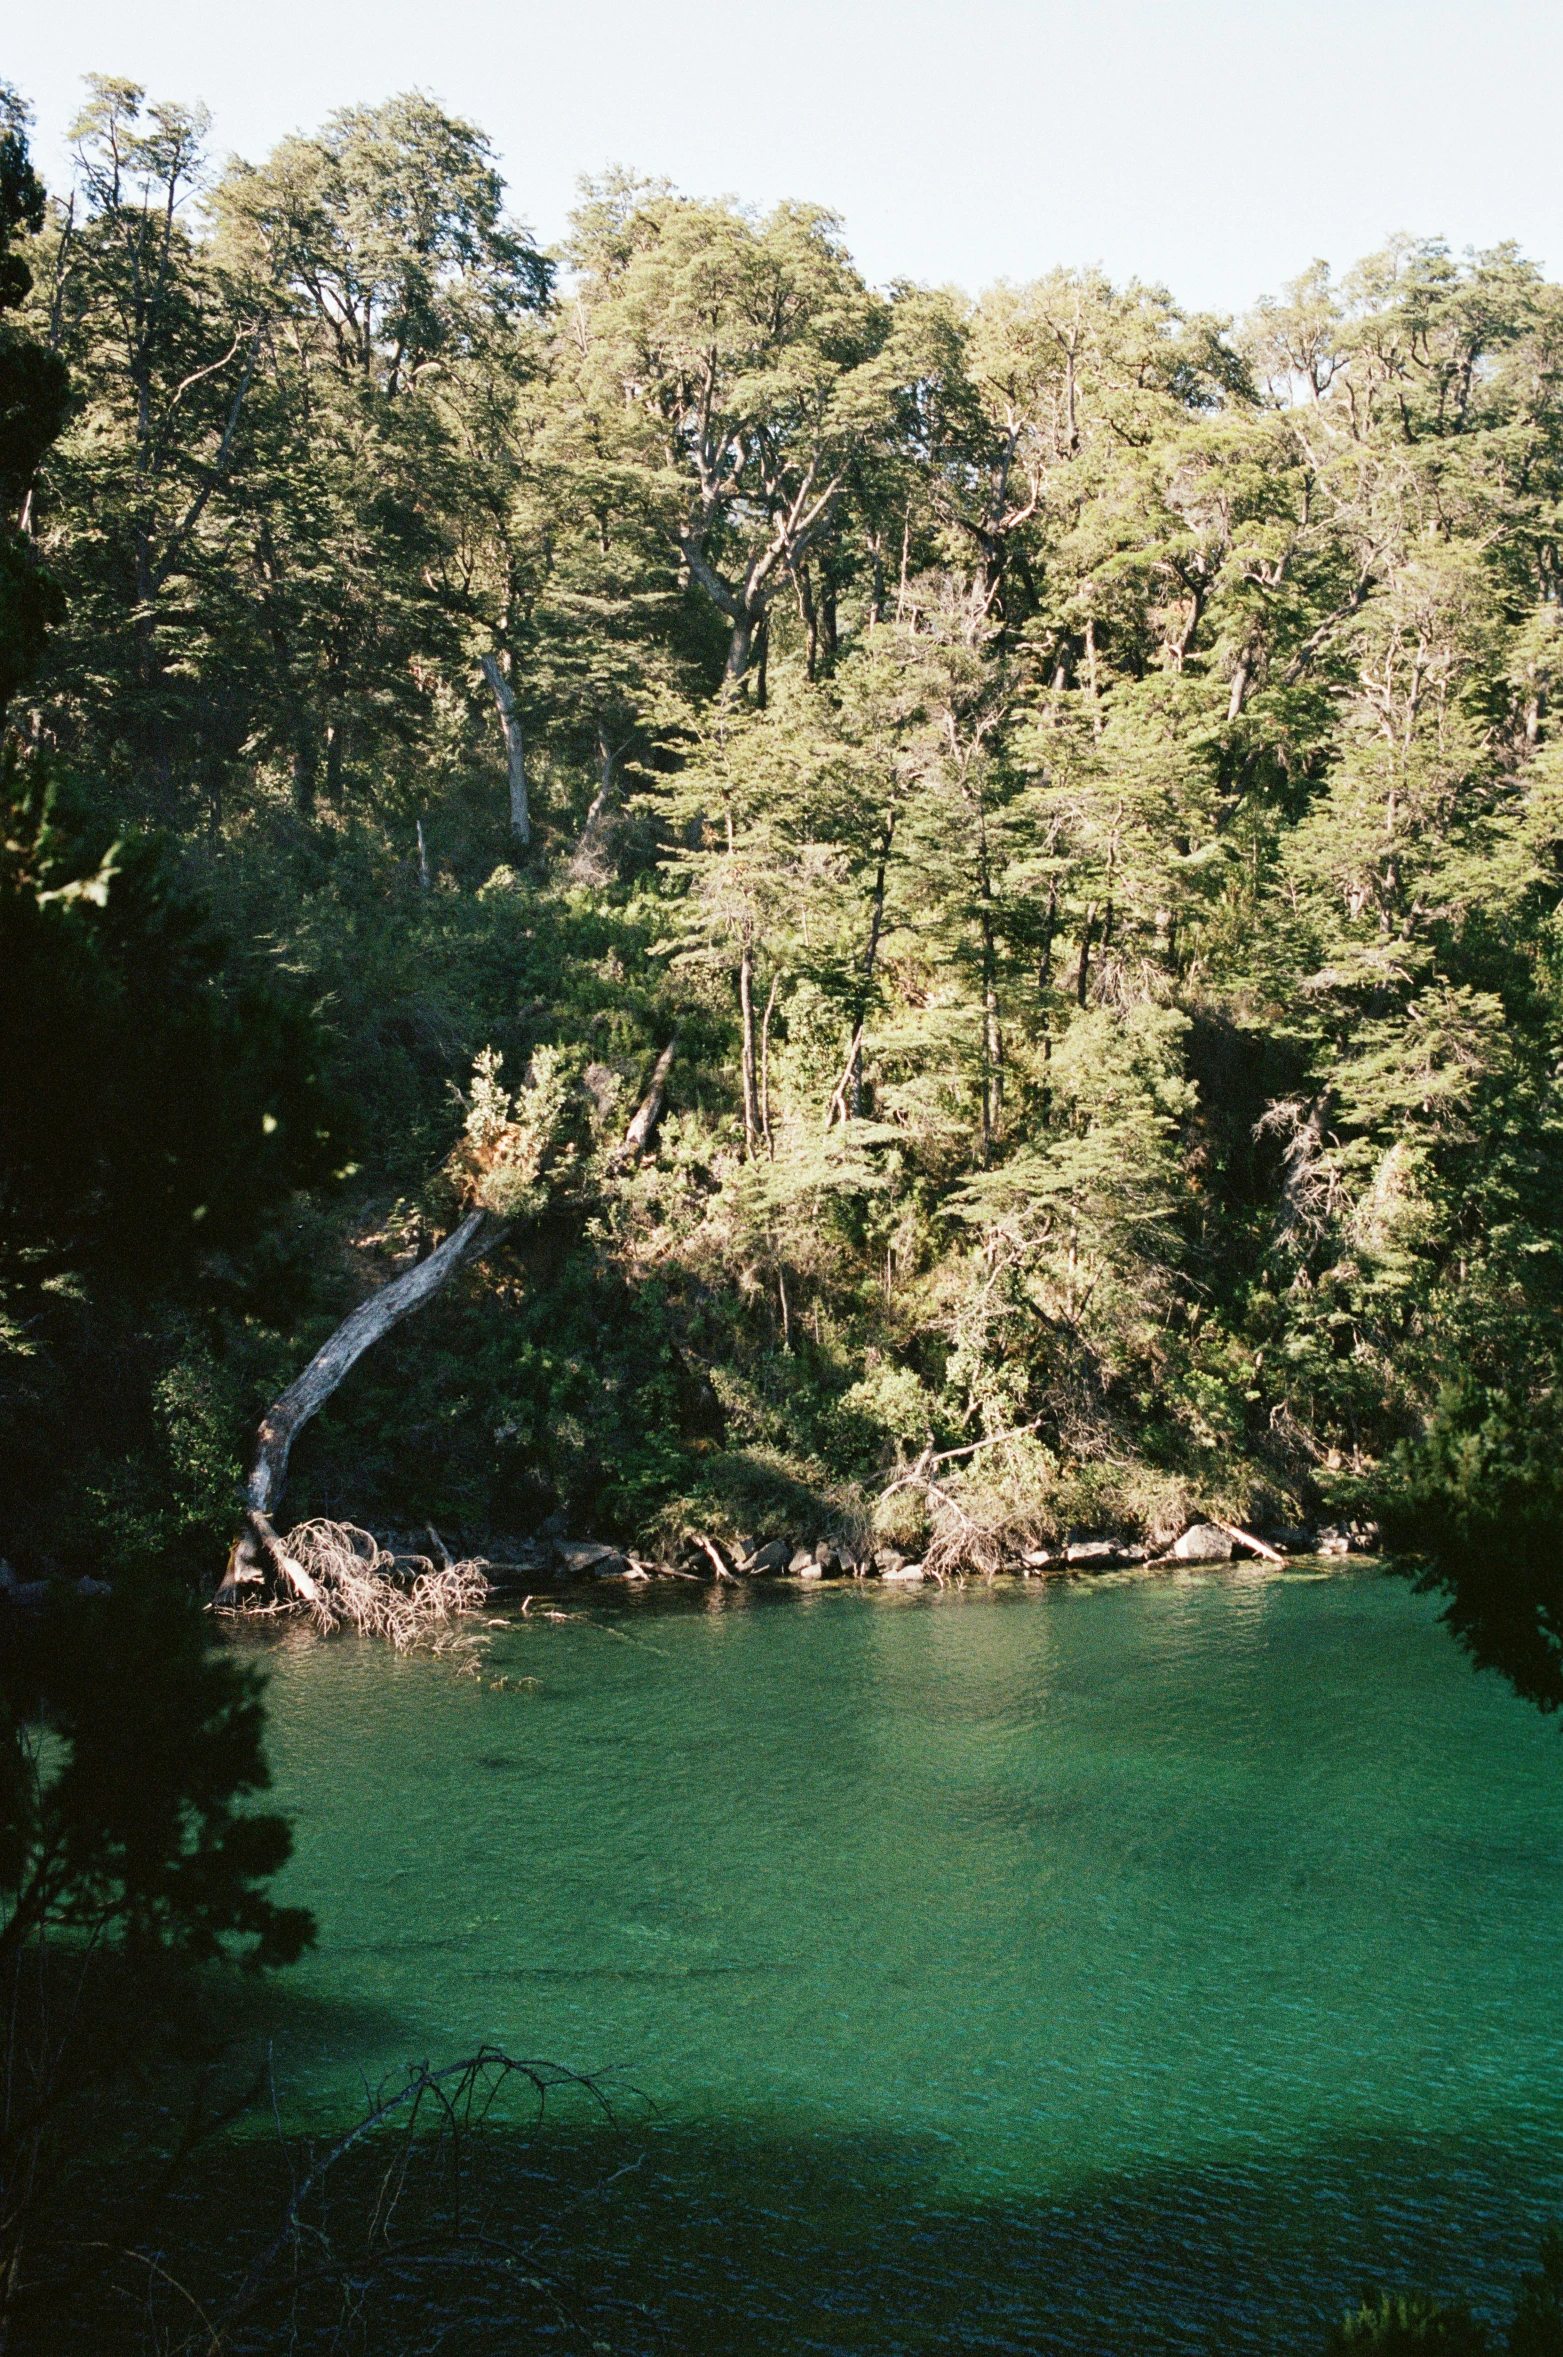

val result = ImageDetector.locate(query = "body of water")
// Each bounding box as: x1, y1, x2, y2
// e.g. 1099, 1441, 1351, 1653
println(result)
245, 1566, 1563, 2351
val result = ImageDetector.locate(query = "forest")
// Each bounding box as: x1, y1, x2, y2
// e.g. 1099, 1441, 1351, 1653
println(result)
8, 75, 1563, 1594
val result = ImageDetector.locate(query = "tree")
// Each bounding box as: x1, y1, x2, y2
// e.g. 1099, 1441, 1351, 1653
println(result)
570, 186, 904, 687
213, 94, 553, 833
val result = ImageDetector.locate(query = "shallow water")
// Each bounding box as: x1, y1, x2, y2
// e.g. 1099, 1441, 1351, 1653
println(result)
248, 1567, 1563, 2351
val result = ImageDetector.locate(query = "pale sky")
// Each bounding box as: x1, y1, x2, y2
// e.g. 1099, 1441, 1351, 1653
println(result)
5, 0, 1559, 317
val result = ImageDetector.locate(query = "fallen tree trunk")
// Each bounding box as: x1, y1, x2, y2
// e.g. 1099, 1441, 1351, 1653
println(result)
217, 1208, 509, 1601
1213, 1519, 1286, 1565
608, 1032, 678, 1170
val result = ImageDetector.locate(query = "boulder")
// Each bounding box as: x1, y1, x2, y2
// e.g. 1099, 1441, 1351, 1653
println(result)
880, 1561, 926, 1581
554, 1539, 625, 1577
1065, 1539, 1120, 1566
742, 1538, 790, 1575
1021, 1547, 1055, 1569
591, 1555, 640, 1580
1171, 1524, 1234, 1563
788, 1546, 817, 1574
1315, 1525, 1352, 1557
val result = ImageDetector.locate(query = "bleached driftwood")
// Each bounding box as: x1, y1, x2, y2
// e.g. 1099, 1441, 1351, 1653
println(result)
608, 1032, 678, 1170
217, 1209, 508, 1603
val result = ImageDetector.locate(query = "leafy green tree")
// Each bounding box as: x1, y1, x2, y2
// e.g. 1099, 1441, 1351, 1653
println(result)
569, 186, 905, 686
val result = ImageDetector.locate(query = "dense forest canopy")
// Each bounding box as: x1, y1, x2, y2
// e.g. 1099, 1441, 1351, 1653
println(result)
7, 71, 1563, 1618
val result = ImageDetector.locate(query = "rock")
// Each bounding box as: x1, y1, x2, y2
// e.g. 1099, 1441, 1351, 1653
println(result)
1268, 1526, 1313, 1555
788, 1546, 816, 1574
742, 1538, 790, 1575
1171, 1524, 1234, 1563
873, 1547, 905, 1573
881, 1561, 926, 1582
1065, 1539, 1120, 1566
792, 1562, 824, 1580
1021, 1547, 1055, 1568
554, 1539, 626, 1577
1315, 1525, 1352, 1557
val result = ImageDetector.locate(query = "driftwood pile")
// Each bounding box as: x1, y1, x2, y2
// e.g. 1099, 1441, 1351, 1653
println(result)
216, 1520, 489, 1648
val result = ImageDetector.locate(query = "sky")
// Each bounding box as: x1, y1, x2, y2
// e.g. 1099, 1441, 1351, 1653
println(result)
5, 0, 1560, 317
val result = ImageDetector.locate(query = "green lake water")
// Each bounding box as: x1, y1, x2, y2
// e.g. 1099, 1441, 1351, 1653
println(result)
246, 1566, 1563, 2352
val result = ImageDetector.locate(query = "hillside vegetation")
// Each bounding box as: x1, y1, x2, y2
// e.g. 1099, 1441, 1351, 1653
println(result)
8, 76, 1563, 1581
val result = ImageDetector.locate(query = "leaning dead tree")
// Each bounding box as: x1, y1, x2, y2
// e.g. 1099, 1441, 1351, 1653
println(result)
220, 1209, 510, 1606
218, 1038, 677, 1605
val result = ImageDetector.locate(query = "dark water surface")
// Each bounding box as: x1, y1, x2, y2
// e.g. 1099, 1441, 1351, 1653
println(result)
247, 1567, 1563, 2351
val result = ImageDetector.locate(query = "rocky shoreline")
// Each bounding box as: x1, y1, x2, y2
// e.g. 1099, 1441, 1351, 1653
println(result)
0, 1514, 1383, 1621
450, 1514, 1385, 1595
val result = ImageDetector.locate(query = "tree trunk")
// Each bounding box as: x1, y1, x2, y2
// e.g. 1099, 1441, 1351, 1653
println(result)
480, 654, 530, 845
759, 976, 778, 1153
796, 562, 818, 681
867, 531, 886, 625
573, 728, 621, 878
608, 1032, 679, 1170
820, 575, 838, 674
739, 943, 759, 1158
1038, 877, 1058, 994
724, 612, 755, 686
1076, 905, 1096, 1006
217, 1208, 507, 1601
1084, 614, 1101, 735
291, 728, 318, 819
847, 817, 896, 1117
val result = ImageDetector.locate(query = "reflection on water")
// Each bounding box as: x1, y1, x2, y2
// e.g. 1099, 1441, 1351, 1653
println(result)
243, 1568, 1563, 2350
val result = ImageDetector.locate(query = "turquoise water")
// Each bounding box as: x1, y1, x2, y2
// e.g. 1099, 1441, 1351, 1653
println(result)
249, 1567, 1563, 2351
